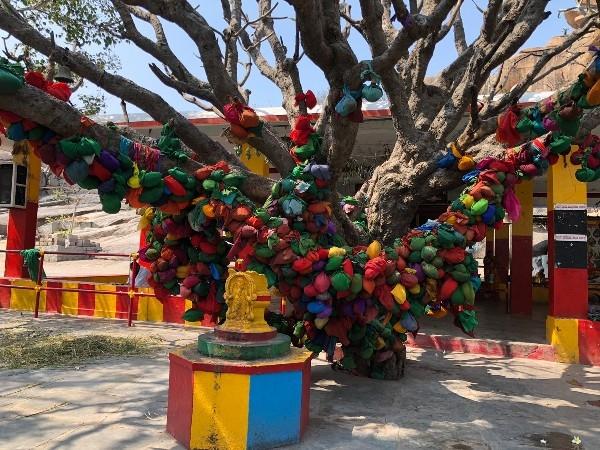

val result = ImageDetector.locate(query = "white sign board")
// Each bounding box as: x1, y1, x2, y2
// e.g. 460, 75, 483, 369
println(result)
554, 204, 587, 210
555, 234, 588, 242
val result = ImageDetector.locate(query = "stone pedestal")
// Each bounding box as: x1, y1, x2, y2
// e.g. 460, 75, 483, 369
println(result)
166, 268, 312, 450
167, 346, 312, 450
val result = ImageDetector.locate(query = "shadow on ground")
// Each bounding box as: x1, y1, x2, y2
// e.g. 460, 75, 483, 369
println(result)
1, 310, 599, 449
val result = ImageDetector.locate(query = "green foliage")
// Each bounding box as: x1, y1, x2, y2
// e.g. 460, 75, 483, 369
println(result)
76, 91, 107, 116
15, 0, 122, 48
5, 2, 121, 116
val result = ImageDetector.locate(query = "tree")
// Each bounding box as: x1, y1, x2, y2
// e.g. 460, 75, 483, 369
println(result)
1, 0, 600, 378
1, 0, 598, 241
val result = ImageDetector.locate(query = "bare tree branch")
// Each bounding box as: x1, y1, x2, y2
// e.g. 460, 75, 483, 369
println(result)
379, 0, 398, 44
485, 21, 598, 117
120, 99, 130, 124
181, 93, 215, 112
483, 19, 597, 118
530, 51, 584, 85
428, 1, 550, 142
452, 10, 467, 53
238, 61, 252, 86
408, 0, 418, 15
122, 0, 243, 104
371, 0, 455, 74
437, 0, 464, 43
0, 6, 273, 183
285, 0, 337, 74
116, 0, 294, 175
232, 0, 306, 120
485, 62, 505, 104
340, 2, 366, 40
340, 2, 352, 39
113, 1, 217, 104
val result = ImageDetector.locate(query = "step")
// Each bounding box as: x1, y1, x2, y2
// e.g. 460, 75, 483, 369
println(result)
406, 333, 556, 362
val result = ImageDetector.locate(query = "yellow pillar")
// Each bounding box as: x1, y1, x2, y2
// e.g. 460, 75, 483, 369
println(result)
27, 148, 42, 203
494, 225, 510, 301
547, 150, 586, 207
238, 143, 269, 177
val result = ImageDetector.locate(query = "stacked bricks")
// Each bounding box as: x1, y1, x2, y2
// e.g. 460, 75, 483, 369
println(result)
37, 235, 102, 261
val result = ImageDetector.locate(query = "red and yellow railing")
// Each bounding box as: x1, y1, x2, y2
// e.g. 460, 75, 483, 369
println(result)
0, 248, 216, 327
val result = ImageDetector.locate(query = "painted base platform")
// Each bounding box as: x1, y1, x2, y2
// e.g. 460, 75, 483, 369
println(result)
198, 331, 291, 360
167, 345, 312, 450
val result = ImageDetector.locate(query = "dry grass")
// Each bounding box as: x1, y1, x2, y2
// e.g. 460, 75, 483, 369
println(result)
0, 327, 160, 369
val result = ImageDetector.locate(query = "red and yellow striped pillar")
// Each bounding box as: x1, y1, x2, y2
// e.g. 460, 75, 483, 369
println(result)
494, 225, 510, 302
510, 180, 533, 315
546, 150, 588, 362
4, 147, 41, 278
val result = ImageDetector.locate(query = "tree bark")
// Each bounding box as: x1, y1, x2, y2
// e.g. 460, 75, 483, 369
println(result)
0, 85, 274, 202
364, 139, 433, 243
366, 163, 424, 243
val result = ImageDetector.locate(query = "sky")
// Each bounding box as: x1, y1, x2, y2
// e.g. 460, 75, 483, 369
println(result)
73, 0, 575, 115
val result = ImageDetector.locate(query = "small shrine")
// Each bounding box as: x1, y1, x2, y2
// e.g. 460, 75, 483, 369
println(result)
167, 268, 312, 450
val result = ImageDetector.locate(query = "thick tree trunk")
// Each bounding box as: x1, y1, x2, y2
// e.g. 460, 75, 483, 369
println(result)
366, 166, 422, 244
363, 136, 508, 244
365, 140, 432, 244
334, 346, 406, 380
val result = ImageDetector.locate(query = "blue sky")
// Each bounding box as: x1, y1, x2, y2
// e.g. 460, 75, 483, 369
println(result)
79, 0, 573, 114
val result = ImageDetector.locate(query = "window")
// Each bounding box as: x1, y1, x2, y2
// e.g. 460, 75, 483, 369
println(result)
0, 164, 11, 205
0, 162, 27, 208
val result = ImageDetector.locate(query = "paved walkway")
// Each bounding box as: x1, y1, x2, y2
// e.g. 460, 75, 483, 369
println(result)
1, 311, 599, 450
418, 298, 548, 344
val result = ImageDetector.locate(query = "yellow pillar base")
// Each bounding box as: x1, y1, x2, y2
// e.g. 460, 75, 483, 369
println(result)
546, 316, 580, 363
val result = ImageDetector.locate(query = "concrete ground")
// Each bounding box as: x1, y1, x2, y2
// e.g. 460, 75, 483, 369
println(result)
1, 310, 599, 450
419, 297, 548, 344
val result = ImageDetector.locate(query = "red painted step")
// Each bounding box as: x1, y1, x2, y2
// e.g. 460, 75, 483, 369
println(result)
406, 333, 556, 362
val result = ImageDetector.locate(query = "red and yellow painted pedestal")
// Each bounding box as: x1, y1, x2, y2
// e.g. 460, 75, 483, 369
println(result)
167, 269, 312, 450
546, 317, 600, 365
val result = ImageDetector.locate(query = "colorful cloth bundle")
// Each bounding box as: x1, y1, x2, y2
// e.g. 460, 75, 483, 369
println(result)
0, 57, 25, 94
4, 56, 600, 378
571, 134, 600, 182
493, 61, 596, 150
334, 60, 383, 122
222, 97, 263, 144
437, 142, 475, 171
